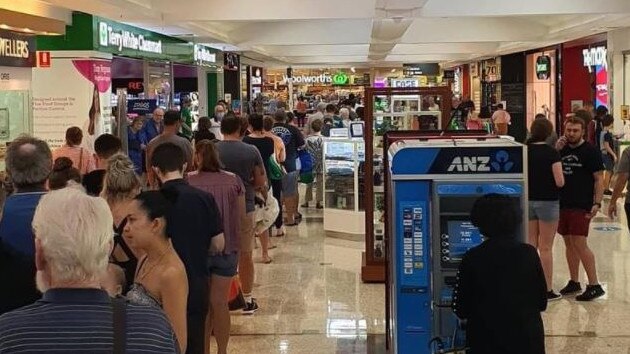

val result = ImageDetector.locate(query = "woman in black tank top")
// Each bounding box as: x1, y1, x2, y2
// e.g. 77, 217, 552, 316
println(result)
100, 154, 143, 292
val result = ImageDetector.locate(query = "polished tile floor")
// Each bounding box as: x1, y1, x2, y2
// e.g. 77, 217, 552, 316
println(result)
213, 198, 630, 353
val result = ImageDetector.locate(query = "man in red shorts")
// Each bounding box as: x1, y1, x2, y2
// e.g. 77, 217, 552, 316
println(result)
556, 117, 605, 301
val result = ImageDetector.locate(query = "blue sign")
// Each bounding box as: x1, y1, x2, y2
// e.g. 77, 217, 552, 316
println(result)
127, 99, 157, 115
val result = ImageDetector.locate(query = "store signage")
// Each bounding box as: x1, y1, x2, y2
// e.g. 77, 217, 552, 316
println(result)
127, 99, 157, 115
99, 21, 162, 54
282, 74, 332, 84
193, 45, 216, 65
583, 46, 607, 70
332, 72, 349, 85
536, 55, 551, 80
443, 70, 455, 79
403, 63, 440, 76
224, 52, 239, 71
0, 29, 36, 67
391, 78, 419, 88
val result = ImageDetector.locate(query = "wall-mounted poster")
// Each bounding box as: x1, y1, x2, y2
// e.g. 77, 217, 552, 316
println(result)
33, 55, 112, 151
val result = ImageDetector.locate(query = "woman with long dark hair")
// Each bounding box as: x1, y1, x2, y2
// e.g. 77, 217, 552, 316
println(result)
187, 140, 244, 354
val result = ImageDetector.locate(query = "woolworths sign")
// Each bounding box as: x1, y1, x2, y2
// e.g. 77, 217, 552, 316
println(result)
282, 72, 349, 85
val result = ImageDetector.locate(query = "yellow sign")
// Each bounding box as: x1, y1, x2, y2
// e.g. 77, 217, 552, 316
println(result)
622, 105, 630, 120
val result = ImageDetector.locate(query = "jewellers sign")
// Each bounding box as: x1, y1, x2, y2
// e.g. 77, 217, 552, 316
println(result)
583, 46, 607, 70
0, 29, 36, 67
98, 21, 162, 54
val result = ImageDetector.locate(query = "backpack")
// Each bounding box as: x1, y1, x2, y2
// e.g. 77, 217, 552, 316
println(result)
297, 149, 313, 173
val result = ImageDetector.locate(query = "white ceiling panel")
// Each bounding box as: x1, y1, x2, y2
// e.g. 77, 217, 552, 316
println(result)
15, 0, 630, 67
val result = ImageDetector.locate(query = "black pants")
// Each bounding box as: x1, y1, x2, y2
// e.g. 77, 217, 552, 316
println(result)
297, 112, 307, 127
624, 204, 630, 229
186, 276, 209, 354
271, 178, 283, 228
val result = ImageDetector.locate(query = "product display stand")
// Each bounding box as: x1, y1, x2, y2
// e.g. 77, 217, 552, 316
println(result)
362, 87, 452, 283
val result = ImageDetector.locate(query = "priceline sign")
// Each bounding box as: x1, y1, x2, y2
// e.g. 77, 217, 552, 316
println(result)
583, 46, 607, 70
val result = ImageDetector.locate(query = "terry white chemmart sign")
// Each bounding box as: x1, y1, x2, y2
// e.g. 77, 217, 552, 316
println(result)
98, 22, 162, 54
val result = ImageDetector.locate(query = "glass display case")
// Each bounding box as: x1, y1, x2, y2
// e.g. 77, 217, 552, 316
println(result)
323, 138, 366, 235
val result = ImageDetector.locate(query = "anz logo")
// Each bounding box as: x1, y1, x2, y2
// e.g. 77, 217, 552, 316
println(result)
447, 150, 514, 173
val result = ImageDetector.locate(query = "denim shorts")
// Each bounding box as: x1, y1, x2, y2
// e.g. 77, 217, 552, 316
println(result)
528, 200, 560, 222
207, 252, 239, 277
602, 154, 615, 171
282, 171, 299, 197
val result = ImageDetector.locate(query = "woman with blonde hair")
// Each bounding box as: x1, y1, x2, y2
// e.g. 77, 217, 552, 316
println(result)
101, 153, 142, 292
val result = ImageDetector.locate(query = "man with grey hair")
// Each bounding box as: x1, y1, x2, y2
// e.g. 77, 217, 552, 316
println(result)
0, 188, 179, 352
0, 135, 51, 258
304, 102, 327, 135
210, 103, 226, 140
140, 107, 165, 145
0, 135, 52, 314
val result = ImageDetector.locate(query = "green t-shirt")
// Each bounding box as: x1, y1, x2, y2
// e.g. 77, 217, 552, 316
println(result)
181, 107, 194, 139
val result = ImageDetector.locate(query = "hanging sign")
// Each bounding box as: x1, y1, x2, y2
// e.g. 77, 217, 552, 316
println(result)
583, 46, 607, 70
0, 29, 36, 67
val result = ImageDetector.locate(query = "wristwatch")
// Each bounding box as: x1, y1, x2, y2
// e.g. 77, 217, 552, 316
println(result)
593, 202, 602, 208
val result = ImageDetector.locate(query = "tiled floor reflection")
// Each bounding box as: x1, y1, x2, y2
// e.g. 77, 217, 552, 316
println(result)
214, 198, 630, 353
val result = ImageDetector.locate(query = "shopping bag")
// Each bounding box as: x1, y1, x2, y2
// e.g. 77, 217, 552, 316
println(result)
254, 191, 280, 234
267, 154, 286, 181
228, 275, 247, 311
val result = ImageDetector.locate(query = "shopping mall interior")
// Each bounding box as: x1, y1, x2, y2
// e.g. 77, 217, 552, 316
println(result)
3, 1, 630, 354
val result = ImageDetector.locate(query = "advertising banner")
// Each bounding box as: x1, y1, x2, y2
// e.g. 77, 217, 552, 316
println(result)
33, 57, 111, 151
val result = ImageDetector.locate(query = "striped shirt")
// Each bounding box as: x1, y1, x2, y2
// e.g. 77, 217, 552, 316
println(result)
0, 288, 178, 353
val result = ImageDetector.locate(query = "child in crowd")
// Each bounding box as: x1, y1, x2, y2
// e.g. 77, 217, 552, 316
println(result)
600, 114, 617, 195
101, 263, 126, 297
302, 120, 324, 209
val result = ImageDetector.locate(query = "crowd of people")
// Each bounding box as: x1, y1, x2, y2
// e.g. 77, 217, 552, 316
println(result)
0, 95, 366, 353
452, 106, 622, 354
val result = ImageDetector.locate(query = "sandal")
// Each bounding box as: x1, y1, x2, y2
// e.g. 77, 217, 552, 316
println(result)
262, 257, 273, 264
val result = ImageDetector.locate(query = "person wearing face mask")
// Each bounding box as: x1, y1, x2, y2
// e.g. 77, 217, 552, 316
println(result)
210, 104, 226, 141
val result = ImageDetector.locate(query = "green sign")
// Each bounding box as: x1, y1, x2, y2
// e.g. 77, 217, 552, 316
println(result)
38, 12, 193, 62
332, 72, 349, 85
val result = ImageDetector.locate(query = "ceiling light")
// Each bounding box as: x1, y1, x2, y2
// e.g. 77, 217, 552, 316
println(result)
391, 68, 396, 73
351, 67, 356, 73
0, 24, 7, 29
23, 28, 32, 33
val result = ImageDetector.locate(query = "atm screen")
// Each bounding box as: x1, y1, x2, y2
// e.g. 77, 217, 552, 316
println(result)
447, 220, 483, 261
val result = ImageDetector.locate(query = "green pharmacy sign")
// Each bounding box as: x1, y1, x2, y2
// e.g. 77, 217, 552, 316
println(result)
333, 72, 349, 85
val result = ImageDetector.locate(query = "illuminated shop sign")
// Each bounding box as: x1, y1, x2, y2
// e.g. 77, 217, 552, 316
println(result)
583, 46, 607, 70
98, 21, 162, 54
193, 45, 216, 65
332, 72, 349, 85
0, 29, 35, 67
282, 74, 332, 84
391, 78, 419, 88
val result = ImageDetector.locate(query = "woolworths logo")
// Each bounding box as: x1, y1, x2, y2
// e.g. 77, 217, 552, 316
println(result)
332, 72, 348, 85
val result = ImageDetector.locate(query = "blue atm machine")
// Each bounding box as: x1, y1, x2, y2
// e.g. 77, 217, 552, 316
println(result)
387, 136, 527, 354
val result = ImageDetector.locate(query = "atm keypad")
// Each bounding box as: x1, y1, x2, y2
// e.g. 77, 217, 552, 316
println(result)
401, 207, 425, 276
